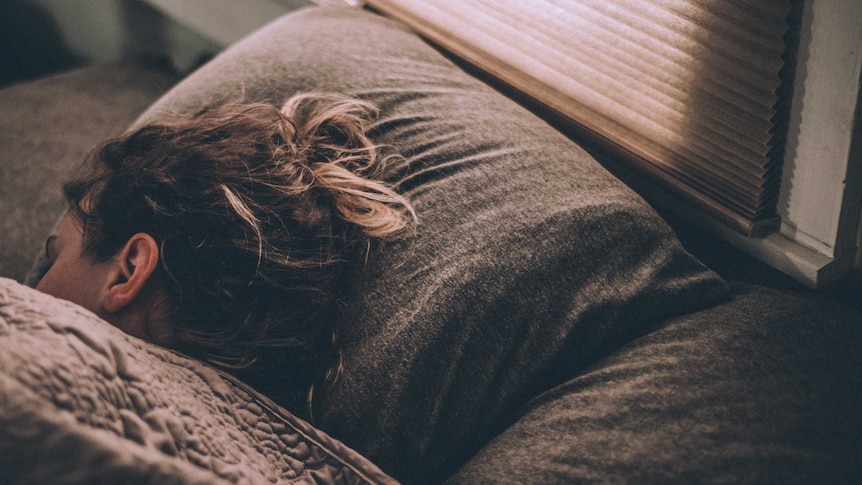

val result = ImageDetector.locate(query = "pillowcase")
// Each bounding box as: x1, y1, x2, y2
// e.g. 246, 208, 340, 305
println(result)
449, 283, 862, 483
130, 5, 730, 482
0, 64, 176, 284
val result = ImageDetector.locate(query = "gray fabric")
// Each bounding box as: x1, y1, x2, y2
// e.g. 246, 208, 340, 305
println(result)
5, 6, 858, 485
0, 277, 398, 485
135, 6, 729, 482
0, 64, 178, 283
450, 282, 862, 484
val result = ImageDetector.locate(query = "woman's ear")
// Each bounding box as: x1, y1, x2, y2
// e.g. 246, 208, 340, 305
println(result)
102, 233, 160, 314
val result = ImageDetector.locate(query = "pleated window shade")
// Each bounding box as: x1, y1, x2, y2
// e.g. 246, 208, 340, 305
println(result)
366, 0, 799, 236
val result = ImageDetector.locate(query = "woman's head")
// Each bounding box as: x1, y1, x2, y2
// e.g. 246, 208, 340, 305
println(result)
37, 93, 415, 410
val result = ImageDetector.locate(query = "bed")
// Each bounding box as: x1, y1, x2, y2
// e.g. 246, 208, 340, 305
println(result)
1, 5, 860, 484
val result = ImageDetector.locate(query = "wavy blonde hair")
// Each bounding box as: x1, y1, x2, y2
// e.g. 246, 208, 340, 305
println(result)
64, 93, 416, 414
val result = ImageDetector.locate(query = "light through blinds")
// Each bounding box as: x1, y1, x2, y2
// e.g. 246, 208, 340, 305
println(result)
366, 0, 799, 236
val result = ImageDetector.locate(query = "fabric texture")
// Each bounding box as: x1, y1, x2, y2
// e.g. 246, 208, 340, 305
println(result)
0, 64, 178, 283
449, 282, 862, 484
134, 6, 729, 482
0, 277, 398, 485
3, 5, 860, 485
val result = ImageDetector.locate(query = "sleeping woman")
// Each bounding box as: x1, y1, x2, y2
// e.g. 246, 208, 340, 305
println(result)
35, 93, 416, 415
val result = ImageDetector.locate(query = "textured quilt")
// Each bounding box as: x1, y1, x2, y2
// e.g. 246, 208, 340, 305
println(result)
0, 278, 397, 485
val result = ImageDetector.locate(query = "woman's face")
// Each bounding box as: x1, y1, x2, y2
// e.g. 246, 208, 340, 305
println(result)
35, 215, 169, 343
36, 216, 114, 319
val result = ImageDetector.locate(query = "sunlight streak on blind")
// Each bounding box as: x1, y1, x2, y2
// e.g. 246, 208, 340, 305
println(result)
367, 0, 798, 235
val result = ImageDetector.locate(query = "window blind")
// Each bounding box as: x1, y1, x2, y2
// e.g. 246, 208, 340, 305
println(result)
366, 0, 799, 236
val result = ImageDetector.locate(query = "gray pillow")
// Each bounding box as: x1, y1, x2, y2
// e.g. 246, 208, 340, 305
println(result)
134, 5, 729, 482
0, 64, 177, 284
449, 283, 862, 484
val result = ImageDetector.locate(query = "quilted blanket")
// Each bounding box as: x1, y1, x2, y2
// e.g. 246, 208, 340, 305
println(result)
0, 278, 397, 485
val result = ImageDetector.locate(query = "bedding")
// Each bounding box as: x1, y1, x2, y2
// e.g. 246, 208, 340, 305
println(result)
0, 277, 397, 485
449, 282, 862, 483
0, 64, 178, 284
2, 4, 860, 485
129, 6, 729, 482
